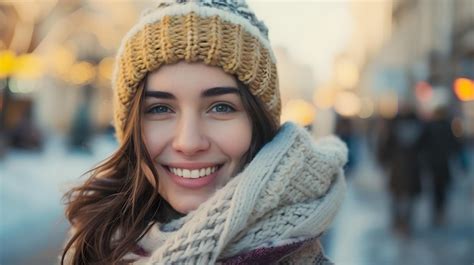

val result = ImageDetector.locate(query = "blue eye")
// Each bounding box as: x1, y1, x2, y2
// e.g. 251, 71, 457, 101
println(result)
210, 103, 235, 113
147, 105, 172, 114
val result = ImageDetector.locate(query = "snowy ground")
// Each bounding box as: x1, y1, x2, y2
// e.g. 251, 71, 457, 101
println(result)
325, 139, 474, 265
0, 134, 117, 265
1, 135, 473, 265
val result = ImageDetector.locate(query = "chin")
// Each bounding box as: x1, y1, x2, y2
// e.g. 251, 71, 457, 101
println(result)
168, 194, 210, 214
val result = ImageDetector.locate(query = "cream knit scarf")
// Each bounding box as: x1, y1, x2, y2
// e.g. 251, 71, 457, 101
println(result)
127, 122, 348, 264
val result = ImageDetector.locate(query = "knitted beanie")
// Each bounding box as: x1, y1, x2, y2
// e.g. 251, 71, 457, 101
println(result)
112, 0, 280, 142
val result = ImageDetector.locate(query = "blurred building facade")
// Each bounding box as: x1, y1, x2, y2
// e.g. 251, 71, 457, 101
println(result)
309, 0, 393, 137
362, 0, 474, 134
0, 1, 147, 147
1, 0, 473, 147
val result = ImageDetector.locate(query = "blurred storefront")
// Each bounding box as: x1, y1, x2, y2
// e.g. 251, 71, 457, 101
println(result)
0, 1, 149, 153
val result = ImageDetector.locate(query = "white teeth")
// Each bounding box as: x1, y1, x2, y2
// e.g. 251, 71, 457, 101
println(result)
168, 166, 219, 179
190, 169, 200, 179
183, 169, 190, 178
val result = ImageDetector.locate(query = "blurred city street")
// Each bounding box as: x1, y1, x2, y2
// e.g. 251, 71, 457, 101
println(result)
326, 138, 474, 265
0, 134, 117, 265
1, 134, 473, 265
1, 0, 474, 264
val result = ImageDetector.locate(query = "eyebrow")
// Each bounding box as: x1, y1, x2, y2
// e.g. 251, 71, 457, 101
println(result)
202, 86, 239, 97
144, 90, 175, 99
144, 86, 239, 99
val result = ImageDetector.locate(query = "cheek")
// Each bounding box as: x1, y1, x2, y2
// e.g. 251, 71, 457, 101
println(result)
209, 118, 252, 158
142, 121, 171, 157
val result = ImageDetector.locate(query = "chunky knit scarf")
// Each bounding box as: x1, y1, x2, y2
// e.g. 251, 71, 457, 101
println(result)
124, 122, 348, 264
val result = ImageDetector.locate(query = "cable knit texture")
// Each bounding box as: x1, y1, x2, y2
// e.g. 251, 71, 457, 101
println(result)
112, 0, 280, 142
125, 122, 347, 264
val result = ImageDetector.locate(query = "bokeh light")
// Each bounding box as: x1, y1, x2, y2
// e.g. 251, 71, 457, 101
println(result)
98, 57, 115, 81
68, 61, 96, 85
378, 91, 398, 118
313, 85, 336, 110
453, 77, 474, 102
415, 81, 433, 102
334, 91, 361, 117
358, 97, 375, 119
281, 99, 315, 126
0, 50, 17, 78
48, 45, 77, 78
335, 58, 359, 89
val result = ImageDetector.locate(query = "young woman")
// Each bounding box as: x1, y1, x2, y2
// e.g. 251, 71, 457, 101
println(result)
61, 1, 348, 264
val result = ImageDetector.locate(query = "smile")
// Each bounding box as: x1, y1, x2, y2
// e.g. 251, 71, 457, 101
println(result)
162, 163, 224, 189
168, 166, 218, 179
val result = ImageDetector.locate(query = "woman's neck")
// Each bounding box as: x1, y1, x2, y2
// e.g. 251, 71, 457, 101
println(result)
155, 198, 185, 224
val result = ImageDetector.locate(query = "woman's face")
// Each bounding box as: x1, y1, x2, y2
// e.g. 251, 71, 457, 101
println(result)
142, 62, 252, 214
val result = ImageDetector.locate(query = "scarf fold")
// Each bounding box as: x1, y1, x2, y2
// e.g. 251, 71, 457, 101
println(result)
131, 122, 348, 264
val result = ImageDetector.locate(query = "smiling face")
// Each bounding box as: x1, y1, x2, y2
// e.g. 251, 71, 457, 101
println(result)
141, 62, 252, 214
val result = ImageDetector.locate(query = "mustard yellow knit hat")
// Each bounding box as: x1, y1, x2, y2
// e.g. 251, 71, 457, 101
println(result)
112, 0, 280, 142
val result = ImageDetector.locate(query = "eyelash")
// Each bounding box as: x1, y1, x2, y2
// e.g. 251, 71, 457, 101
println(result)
146, 105, 173, 114
145, 103, 236, 115
210, 103, 236, 113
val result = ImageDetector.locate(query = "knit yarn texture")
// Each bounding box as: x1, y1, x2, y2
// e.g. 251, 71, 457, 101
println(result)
129, 122, 348, 264
112, 0, 280, 142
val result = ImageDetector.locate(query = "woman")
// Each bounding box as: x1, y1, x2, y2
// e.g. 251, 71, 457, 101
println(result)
61, 1, 348, 264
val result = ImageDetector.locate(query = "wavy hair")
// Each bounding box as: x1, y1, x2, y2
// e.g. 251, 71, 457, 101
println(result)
61, 78, 278, 264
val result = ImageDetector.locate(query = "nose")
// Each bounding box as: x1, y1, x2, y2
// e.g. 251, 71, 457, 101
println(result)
172, 114, 210, 156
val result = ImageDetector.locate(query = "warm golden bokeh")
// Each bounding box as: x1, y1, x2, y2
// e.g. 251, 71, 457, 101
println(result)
454, 78, 474, 102
0, 1, 472, 264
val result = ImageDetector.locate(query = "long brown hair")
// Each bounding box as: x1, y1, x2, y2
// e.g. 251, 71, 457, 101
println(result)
61, 77, 278, 264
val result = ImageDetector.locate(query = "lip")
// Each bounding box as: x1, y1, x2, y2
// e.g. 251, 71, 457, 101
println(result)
162, 163, 223, 189
165, 162, 221, 170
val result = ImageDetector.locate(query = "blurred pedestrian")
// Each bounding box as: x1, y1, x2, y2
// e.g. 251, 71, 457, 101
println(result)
335, 115, 357, 175
60, 1, 348, 264
68, 85, 93, 153
378, 107, 423, 236
419, 106, 459, 226
9, 103, 43, 151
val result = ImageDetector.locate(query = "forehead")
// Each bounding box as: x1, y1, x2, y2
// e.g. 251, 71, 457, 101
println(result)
146, 61, 238, 93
